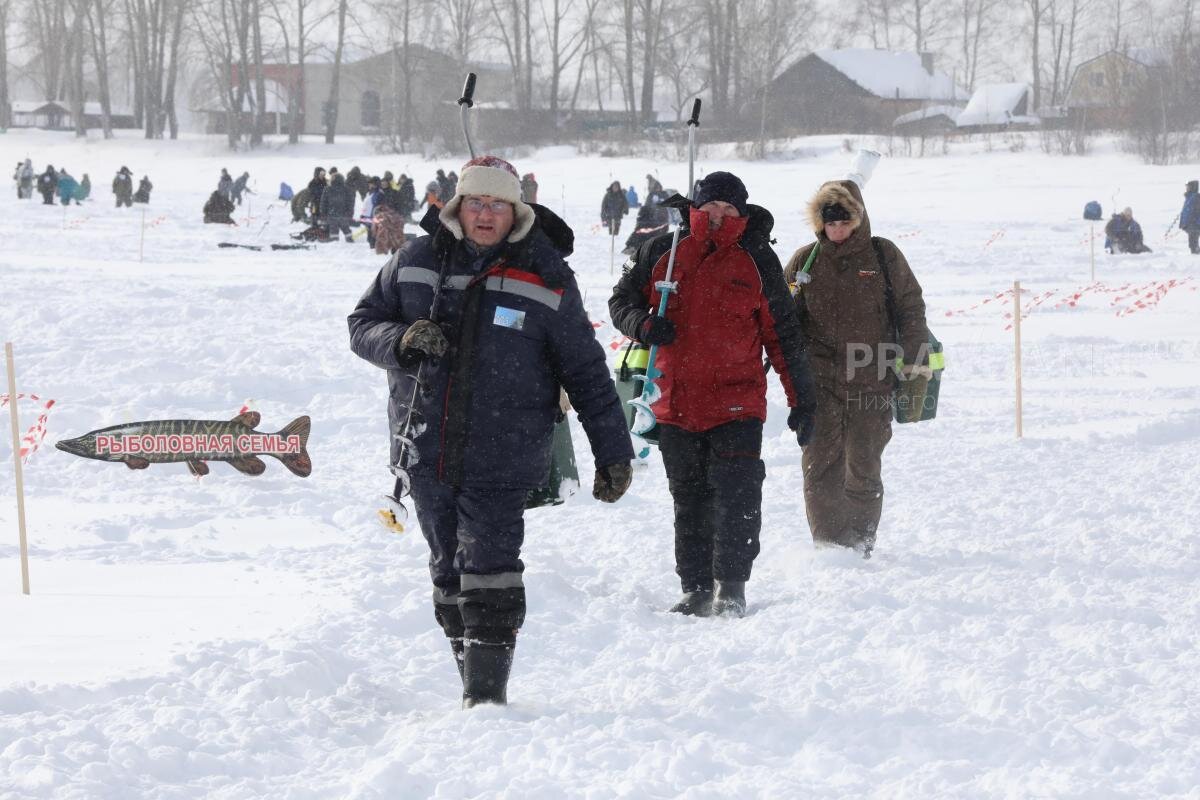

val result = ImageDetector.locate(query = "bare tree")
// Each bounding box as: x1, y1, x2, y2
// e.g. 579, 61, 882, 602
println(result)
1025, 0, 1053, 111
0, 0, 10, 129
441, 0, 481, 65
67, 0, 86, 137
489, 0, 533, 110
249, 0, 267, 143
266, 0, 332, 144
859, 0, 898, 49
656, 12, 708, 121
29, 0, 70, 100
704, 0, 736, 122
958, 0, 990, 92
538, 0, 586, 126
636, 0, 668, 126
83, 0, 116, 137
192, 0, 253, 147
565, 0, 605, 112
323, 0, 347, 143
739, 0, 807, 152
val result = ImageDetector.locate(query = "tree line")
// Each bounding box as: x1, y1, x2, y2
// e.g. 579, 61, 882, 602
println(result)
0, 0, 1196, 151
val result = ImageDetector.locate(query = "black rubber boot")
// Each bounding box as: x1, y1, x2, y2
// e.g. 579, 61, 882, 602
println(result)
669, 589, 713, 616
710, 580, 746, 618
450, 638, 465, 684
462, 642, 514, 708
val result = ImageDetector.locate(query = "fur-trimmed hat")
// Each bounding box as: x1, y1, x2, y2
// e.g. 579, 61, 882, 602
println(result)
806, 181, 864, 235
439, 155, 536, 243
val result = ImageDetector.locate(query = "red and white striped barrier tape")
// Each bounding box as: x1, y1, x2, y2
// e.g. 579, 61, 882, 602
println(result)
944, 288, 1019, 317
145, 215, 169, 228
0, 393, 56, 463
948, 278, 1195, 330
1113, 278, 1197, 317
982, 229, 1007, 249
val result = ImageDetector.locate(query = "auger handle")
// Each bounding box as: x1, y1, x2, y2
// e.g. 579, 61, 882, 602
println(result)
688, 99, 702, 127
459, 73, 477, 108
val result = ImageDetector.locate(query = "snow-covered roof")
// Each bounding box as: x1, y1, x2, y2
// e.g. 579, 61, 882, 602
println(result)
956, 83, 1037, 127
892, 105, 962, 126
814, 49, 968, 101
1126, 47, 1168, 67
10, 100, 67, 114
82, 102, 132, 116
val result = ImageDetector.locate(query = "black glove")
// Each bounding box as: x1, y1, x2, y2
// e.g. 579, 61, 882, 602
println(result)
638, 315, 676, 346
788, 405, 817, 447
397, 319, 448, 363
593, 461, 633, 503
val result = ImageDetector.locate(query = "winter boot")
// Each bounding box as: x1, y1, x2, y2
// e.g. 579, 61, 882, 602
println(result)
462, 641, 514, 708
710, 580, 746, 618
669, 589, 713, 616
450, 638, 466, 684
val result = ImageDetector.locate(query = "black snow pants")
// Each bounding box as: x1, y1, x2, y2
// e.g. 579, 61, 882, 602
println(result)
1187, 228, 1199, 254
408, 475, 528, 649
658, 419, 765, 592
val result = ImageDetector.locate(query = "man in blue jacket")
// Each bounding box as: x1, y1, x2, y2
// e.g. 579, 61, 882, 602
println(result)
348, 155, 634, 708
1180, 180, 1199, 255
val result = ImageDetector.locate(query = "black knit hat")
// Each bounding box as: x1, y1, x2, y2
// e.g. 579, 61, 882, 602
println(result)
692, 171, 748, 215
821, 202, 852, 223
1188, 180, 1199, 194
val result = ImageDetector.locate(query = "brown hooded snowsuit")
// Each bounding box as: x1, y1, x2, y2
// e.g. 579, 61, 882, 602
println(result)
783, 180, 928, 554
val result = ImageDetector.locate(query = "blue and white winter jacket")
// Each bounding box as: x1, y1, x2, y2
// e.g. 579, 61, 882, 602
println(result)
348, 205, 633, 489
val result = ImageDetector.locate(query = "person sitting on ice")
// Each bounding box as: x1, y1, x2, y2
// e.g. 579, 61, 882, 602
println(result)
1104, 207, 1152, 254
133, 176, 153, 204
203, 190, 235, 224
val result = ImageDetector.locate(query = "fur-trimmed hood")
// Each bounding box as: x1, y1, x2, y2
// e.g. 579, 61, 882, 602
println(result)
806, 179, 870, 239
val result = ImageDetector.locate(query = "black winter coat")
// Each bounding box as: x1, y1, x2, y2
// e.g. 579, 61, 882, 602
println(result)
320, 176, 355, 220
348, 205, 633, 488
601, 188, 629, 224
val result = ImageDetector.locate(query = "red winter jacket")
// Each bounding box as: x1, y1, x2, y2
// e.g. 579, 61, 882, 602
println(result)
609, 203, 815, 433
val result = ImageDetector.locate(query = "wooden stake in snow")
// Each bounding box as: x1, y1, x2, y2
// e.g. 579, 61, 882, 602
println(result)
1090, 223, 1096, 283
4, 343, 31, 595
1014, 280, 1024, 439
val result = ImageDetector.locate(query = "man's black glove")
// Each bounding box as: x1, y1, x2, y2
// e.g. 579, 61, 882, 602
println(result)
638, 315, 676, 346
593, 461, 633, 503
788, 405, 817, 447
397, 319, 448, 364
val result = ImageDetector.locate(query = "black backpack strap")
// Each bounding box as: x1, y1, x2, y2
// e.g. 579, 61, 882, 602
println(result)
871, 236, 898, 338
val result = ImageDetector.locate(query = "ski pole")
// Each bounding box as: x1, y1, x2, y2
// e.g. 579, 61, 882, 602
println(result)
629, 99, 701, 441
459, 73, 477, 159
388, 72, 478, 509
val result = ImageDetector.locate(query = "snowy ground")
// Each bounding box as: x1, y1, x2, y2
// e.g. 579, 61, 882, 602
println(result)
1, 129, 1199, 798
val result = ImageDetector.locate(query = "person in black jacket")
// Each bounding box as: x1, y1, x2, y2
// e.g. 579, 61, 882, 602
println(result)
601, 181, 629, 236
319, 172, 355, 242
203, 191, 235, 224
609, 172, 816, 618
307, 167, 327, 225
348, 155, 634, 708
112, 166, 133, 208
37, 165, 58, 205
133, 176, 153, 204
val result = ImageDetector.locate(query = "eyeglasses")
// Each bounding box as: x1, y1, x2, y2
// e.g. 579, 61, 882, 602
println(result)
463, 197, 512, 214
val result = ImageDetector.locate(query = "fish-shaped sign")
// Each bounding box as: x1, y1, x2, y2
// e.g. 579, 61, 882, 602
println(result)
55, 412, 311, 477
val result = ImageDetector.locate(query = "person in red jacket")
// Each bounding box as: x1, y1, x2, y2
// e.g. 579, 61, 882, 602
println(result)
609, 172, 816, 618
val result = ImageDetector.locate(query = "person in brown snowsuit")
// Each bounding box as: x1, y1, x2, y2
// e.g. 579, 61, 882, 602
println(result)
783, 179, 929, 558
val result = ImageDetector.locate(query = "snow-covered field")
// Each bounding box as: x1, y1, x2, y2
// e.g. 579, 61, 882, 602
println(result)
1, 129, 1199, 799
